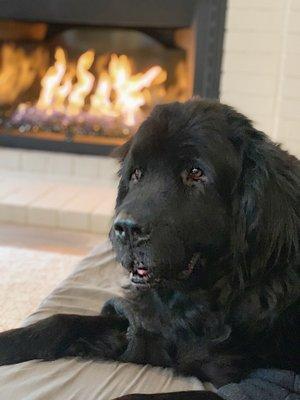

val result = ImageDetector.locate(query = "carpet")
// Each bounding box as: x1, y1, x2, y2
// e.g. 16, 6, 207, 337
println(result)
0, 246, 81, 331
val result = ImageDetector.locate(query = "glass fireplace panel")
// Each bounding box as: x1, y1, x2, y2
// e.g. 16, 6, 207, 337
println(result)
0, 21, 189, 152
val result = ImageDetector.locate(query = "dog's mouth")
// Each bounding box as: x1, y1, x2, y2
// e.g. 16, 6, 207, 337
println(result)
130, 260, 151, 288
129, 253, 200, 289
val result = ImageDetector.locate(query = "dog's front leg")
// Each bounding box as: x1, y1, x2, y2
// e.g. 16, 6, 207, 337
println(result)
0, 313, 128, 365
112, 391, 223, 400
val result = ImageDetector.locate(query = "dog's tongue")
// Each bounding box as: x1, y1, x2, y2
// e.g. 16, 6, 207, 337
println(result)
137, 267, 148, 277
134, 260, 148, 277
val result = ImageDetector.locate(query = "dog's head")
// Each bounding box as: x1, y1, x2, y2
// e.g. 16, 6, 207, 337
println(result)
110, 99, 299, 292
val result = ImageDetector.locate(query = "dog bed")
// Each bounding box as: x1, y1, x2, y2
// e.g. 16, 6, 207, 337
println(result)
1, 243, 298, 400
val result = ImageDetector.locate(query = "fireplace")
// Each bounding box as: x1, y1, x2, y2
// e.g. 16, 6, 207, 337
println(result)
0, 0, 227, 155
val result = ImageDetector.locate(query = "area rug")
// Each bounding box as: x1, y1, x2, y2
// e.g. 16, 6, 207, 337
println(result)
0, 246, 81, 331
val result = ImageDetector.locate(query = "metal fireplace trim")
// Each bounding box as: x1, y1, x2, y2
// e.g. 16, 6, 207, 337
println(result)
0, 130, 124, 156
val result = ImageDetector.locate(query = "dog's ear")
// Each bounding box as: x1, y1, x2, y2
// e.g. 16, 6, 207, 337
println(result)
111, 138, 133, 162
226, 109, 299, 290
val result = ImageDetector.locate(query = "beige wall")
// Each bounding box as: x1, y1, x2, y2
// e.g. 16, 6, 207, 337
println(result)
220, 0, 300, 157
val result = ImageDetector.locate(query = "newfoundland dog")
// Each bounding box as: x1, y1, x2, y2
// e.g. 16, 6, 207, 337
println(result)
0, 99, 299, 400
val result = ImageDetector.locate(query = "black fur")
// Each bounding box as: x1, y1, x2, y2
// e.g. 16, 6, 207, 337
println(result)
0, 100, 299, 400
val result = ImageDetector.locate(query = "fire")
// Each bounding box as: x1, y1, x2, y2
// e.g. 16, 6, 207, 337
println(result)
17, 47, 165, 128
67, 50, 95, 115
90, 71, 116, 117
0, 43, 190, 137
36, 47, 66, 111
107, 54, 163, 126
0, 44, 47, 104
53, 66, 75, 112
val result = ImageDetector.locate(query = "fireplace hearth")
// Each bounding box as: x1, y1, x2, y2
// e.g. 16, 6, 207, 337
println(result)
0, 0, 227, 155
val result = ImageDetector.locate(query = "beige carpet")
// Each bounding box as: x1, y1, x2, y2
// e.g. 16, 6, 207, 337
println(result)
0, 246, 81, 331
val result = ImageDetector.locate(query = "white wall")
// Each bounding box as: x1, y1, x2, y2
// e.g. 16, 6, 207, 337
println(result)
220, 0, 300, 157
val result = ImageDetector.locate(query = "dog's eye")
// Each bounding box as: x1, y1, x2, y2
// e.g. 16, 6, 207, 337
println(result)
131, 168, 142, 182
182, 167, 206, 186
187, 168, 204, 181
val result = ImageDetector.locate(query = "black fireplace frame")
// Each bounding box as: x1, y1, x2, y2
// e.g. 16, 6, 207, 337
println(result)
0, 0, 227, 155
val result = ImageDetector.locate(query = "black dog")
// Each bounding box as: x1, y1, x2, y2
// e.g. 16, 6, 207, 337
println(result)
0, 99, 299, 400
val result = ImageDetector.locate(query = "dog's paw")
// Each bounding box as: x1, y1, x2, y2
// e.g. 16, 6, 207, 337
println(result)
0, 329, 22, 366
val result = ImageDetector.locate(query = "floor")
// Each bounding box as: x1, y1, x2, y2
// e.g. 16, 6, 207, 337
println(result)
0, 222, 107, 255
0, 223, 108, 330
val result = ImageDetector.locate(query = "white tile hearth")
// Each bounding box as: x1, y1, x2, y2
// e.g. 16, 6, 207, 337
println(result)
0, 148, 119, 233
0, 182, 53, 224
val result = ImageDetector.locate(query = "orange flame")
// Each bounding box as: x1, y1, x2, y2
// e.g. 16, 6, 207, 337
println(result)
89, 54, 163, 126
107, 54, 163, 126
90, 71, 116, 117
36, 47, 66, 111
0, 44, 47, 104
67, 50, 95, 115
53, 65, 75, 112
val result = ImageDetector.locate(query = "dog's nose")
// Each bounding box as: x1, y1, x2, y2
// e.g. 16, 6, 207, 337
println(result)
114, 213, 141, 241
